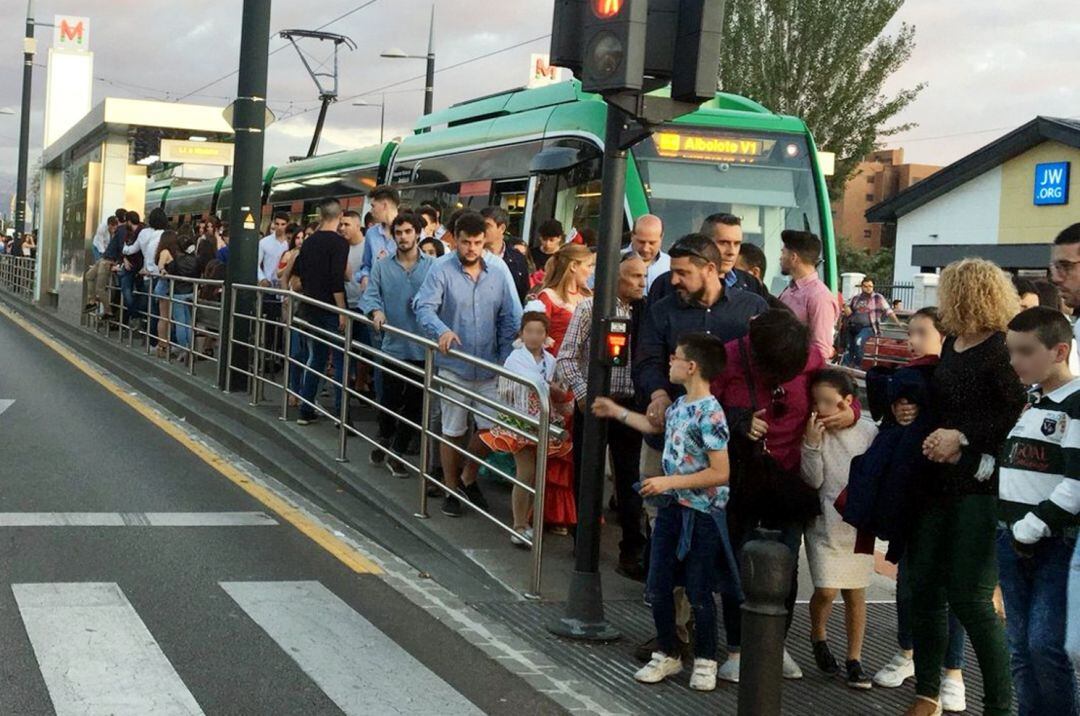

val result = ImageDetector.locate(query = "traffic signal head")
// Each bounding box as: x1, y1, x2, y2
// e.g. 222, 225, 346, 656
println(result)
582, 0, 647, 94
671, 0, 725, 103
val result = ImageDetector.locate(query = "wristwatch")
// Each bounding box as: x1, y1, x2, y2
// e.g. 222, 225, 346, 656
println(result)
619, 408, 630, 424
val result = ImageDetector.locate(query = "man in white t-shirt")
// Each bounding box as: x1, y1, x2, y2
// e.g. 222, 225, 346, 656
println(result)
257, 212, 291, 289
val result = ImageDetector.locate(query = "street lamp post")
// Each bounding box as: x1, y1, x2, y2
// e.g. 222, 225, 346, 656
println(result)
15, 0, 35, 236
352, 94, 385, 144
381, 5, 436, 120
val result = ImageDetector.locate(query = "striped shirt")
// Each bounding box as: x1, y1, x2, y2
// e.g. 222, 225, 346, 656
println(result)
998, 377, 1080, 534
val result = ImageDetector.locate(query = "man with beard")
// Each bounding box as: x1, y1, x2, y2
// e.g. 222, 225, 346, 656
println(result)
413, 211, 522, 517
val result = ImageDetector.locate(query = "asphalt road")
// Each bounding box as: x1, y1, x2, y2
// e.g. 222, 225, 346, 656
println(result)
0, 310, 564, 716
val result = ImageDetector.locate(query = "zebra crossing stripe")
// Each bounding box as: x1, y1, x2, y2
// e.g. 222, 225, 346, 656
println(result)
221, 581, 483, 716
13, 583, 204, 716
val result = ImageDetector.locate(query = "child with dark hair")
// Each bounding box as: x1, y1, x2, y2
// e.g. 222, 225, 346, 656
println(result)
418, 236, 445, 258
594, 332, 731, 692
802, 368, 879, 689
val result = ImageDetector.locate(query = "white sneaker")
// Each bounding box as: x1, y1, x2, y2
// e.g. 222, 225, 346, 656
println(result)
782, 648, 803, 679
940, 676, 966, 713
689, 658, 717, 691
634, 652, 683, 684
717, 653, 741, 683
510, 527, 534, 548
873, 652, 915, 688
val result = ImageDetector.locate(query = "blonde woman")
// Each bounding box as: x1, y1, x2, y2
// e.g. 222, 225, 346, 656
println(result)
904, 259, 1025, 716
537, 243, 595, 354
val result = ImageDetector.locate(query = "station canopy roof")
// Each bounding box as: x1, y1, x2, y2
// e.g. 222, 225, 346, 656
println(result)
42, 98, 234, 169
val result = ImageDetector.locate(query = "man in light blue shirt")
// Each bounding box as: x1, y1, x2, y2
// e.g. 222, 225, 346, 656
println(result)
357, 185, 400, 290
413, 211, 522, 517
360, 212, 433, 477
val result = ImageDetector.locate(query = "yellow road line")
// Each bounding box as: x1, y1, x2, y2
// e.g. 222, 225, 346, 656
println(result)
0, 305, 382, 575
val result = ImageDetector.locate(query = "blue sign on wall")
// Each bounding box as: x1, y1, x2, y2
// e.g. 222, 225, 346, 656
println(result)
1034, 161, 1070, 206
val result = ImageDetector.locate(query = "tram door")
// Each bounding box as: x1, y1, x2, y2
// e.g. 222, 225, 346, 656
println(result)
491, 179, 529, 240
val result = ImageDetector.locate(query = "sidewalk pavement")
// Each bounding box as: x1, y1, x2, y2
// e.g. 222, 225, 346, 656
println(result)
56, 311, 996, 715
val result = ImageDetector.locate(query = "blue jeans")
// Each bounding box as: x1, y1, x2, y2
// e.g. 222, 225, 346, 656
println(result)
298, 311, 343, 420
287, 331, 310, 397
171, 293, 193, 350
897, 553, 966, 667
92, 246, 103, 262
844, 325, 876, 366
118, 269, 142, 321
647, 503, 721, 660
1068, 539, 1080, 667
997, 528, 1078, 716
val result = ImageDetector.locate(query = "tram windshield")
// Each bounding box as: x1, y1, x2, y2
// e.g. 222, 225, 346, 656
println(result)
632, 127, 825, 293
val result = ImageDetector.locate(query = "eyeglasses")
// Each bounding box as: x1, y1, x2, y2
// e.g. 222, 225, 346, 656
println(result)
1050, 259, 1080, 275
770, 385, 787, 417
669, 243, 712, 264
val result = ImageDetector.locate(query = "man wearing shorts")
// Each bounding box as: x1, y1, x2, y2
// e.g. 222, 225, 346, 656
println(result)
413, 211, 522, 517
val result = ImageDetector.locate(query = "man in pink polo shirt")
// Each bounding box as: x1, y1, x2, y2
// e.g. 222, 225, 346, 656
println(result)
778, 230, 839, 362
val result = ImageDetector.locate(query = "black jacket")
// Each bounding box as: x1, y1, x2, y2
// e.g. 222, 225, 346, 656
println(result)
499, 244, 530, 305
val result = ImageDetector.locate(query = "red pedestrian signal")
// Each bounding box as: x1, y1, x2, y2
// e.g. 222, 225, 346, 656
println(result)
600, 317, 630, 367
592, 0, 624, 18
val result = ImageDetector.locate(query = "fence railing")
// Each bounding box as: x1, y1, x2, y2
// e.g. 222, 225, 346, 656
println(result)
0, 254, 36, 301
85, 273, 559, 597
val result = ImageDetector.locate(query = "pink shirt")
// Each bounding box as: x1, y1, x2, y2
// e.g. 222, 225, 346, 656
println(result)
779, 274, 839, 362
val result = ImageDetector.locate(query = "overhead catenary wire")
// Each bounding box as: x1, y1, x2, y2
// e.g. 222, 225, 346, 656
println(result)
171, 0, 381, 103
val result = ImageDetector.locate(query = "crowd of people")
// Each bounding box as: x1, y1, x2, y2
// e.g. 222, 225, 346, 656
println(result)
74, 184, 1080, 713
0, 231, 36, 258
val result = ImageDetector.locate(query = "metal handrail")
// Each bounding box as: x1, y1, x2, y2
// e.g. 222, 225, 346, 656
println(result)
77, 269, 563, 596
0, 254, 36, 301
227, 283, 560, 597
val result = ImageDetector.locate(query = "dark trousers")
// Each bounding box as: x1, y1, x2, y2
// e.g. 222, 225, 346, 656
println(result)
299, 312, 343, 420
572, 401, 644, 559
721, 520, 802, 650
648, 503, 720, 660
119, 269, 141, 321
261, 298, 283, 367
908, 495, 1011, 715
897, 552, 966, 667
377, 359, 424, 453
996, 528, 1077, 716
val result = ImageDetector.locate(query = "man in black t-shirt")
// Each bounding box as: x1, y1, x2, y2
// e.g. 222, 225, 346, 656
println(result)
293, 198, 350, 425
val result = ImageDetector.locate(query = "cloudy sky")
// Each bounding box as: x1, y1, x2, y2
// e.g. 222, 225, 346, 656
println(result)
0, 0, 1077, 211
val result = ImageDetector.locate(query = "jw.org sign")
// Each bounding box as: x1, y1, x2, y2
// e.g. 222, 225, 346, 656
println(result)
1034, 161, 1070, 206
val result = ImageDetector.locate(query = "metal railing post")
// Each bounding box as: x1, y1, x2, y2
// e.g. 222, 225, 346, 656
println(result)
250, 293, 264, 405
144, 276, 154, 356
224, 286, 238, 394
528, 381, 551, 599
280, 299, 293, 422
166, 277, 175, 358
188, 289, 198, 375
336, 315, 352, 463
416, 348, 435, 519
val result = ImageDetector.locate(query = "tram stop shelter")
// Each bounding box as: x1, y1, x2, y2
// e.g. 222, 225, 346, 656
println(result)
37, 97, 233, 323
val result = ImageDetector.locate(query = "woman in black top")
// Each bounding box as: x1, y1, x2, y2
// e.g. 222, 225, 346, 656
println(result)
904, 259, 1025, 716
165, 233, 201, 355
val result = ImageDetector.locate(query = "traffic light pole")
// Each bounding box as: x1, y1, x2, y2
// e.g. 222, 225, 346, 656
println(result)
549, 102, 630, 642
218, 0, 271, 391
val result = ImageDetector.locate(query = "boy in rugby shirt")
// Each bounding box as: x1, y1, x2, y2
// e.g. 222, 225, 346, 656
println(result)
996, 306, 1079, 714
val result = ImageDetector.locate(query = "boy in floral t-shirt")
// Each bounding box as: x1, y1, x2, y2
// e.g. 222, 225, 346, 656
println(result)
594, 333, 730, 692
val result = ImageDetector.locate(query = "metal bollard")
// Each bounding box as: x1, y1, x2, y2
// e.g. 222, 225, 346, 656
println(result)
737, 528, 794, 716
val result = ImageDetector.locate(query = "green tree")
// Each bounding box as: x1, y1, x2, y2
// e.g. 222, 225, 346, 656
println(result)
835, 234, 894, 284
718, 0, 925, 197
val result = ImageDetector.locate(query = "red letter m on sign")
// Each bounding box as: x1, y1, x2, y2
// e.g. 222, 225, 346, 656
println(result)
60, 19, 85, 44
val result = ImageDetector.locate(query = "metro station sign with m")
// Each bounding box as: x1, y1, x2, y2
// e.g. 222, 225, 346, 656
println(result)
1034, 161, 1070, 206
53, 16, 90, 52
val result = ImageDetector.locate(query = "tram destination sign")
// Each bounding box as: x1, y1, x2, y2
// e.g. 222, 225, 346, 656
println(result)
652, 130, 772, 163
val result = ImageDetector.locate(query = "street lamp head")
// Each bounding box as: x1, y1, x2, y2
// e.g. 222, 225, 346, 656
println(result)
380, 48, 409, 59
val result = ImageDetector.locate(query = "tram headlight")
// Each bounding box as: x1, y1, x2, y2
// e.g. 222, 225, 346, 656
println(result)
785, 143, 800, 158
